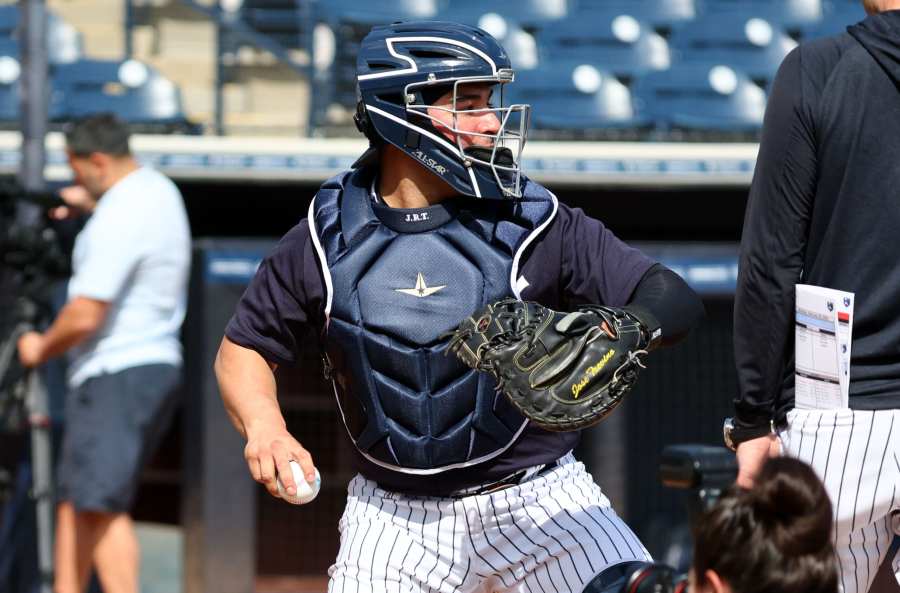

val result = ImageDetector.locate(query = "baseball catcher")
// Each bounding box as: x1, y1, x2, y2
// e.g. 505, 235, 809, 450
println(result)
448, 298, 662, 431
217, 19, 703, 593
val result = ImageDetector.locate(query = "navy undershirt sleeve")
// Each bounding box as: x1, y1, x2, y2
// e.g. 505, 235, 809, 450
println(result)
629, 264, 704, 346
225, 220, 322, 366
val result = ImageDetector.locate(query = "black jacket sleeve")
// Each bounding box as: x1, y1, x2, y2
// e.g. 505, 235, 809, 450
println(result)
628, 264, 704, 347
733, 48, 818, 430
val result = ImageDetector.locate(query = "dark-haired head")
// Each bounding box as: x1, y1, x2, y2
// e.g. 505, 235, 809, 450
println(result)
64, 113, 131, 158
692, 457, 838, 593
63, 113, 138, 200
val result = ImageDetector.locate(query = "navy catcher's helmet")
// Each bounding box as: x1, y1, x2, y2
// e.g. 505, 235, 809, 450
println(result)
355, 21, 530, 199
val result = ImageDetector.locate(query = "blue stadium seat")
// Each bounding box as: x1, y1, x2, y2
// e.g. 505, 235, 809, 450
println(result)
320, 0, 439, 25
507, 60, 647, 137
231, 0, 318, 51
0, 66, 19, 126
800, 1, 865, 39
669, 15, 796, 83
571, 0, 698, 31
536, 12, 671, 80
0, 6, 82, 65
421, 12, 540, 70
438, 0, 569, 30
698, 0, 825, 29
51, 59, 195, 133
634, 63, 767, 133
0, 4, 16, 37
319, 0, 444, 111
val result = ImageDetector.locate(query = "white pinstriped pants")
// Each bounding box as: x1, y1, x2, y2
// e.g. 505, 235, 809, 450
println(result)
327, 453, 650, 593
780, 409, 900, 593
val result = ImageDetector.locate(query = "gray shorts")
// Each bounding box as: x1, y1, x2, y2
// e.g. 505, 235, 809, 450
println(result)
57, 363, 181, 513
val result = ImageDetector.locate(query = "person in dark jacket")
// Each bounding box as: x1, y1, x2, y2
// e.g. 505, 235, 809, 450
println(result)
728, 2, 900, 592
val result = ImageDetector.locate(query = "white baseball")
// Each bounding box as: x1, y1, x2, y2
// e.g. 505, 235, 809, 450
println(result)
276, 461, 321, 505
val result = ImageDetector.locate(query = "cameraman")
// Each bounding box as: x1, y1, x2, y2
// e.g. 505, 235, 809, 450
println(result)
691, 456, 838, 593
16, 113, 191, 593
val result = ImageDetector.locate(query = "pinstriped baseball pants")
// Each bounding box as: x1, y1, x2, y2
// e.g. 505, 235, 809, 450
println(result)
780, 409, 900, 593
327, 453, 650, 593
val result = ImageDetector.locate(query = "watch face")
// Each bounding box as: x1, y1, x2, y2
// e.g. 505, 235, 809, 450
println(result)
723, 418, 736, 451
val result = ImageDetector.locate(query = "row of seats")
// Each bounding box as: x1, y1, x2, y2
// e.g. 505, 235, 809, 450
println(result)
509, 61, 767, 140
283, 0, 865, 137
0, 52, 196, 133
0, 6, 195, 133
0, 1, 867, 137
205, 0, 866, 137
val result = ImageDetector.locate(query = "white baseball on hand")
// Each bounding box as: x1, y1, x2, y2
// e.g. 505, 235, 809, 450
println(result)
276, 461, 321, 505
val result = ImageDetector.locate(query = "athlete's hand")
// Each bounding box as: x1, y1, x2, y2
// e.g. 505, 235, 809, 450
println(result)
735, 434, 780, 488
243, 419, 316, 500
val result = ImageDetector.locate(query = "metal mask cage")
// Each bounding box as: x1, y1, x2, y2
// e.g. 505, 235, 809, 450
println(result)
404, 75, 531, 198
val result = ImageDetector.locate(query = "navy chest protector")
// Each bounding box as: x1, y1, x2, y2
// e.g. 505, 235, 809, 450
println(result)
310, 168, 557, 474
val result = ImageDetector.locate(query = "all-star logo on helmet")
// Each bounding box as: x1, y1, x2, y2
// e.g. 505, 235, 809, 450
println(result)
355, 21, 530, 200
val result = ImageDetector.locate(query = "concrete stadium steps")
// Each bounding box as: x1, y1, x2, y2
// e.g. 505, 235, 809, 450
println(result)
48, 0, 125, 59
48, 0, 308, 136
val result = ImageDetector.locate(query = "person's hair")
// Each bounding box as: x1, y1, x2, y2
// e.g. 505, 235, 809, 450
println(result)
64, 113, 131, 157
693, 457, 838, 593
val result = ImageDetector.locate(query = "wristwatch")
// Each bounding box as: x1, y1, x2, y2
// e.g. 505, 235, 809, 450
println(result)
723, 417, 774, 451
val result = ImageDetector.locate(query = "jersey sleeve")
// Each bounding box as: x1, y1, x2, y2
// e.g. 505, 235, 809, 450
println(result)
225, 220, 322, 366
733, 47, 817, 429
555, 204, 657, 308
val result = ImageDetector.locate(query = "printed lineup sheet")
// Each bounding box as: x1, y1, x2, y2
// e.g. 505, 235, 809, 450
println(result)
794, 284, 854, 410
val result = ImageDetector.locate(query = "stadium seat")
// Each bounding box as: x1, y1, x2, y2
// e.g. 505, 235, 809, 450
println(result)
428, 12, 540, 70
438, 0, 569, 30
536, 12, 671, 80
320, 0, 439, 26
507, 60, 647, 138
634, 63, 767, 134
0, 35, 17, 126
570, 0, 698, 31
698, 0, 824, 25
0, 5, 16, 37
51, 59, 197, 133
0, 6, 82, 65
669, 15, 796, 83
320, 0, 444, 113
800, 1, 866, 39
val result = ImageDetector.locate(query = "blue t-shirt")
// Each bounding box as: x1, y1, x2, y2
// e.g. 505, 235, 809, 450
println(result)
226, 189, 655, 494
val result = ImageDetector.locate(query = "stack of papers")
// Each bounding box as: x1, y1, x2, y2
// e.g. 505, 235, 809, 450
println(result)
794, 284, 854, 410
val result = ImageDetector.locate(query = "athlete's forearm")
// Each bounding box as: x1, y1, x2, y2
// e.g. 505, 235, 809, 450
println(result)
214, 336, 284, 439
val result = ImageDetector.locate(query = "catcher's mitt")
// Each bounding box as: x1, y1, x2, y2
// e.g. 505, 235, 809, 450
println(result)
447, 298, 661, 431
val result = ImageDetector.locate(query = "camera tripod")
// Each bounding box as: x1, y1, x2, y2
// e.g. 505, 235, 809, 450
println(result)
0, 310, 56, 593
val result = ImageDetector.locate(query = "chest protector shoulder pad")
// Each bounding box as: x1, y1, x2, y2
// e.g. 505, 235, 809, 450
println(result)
310, 168, 557, 474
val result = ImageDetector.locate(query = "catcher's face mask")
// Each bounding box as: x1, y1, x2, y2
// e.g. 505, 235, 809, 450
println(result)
408, 77, 530, 198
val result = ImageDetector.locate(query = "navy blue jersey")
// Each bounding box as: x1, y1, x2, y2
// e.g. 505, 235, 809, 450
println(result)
227, 187, 655, 494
